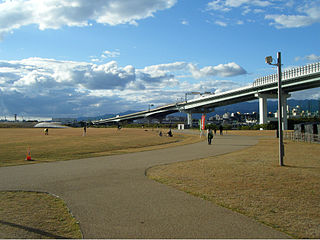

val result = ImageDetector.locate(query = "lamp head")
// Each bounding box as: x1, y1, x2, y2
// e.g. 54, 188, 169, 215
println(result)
265, 56, 273, 65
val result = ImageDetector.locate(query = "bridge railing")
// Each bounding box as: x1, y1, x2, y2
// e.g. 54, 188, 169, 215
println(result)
284, 131, 320, 144
253, 62, 320, 87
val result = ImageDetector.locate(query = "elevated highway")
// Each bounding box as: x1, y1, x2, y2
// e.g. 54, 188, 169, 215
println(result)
93, 62, 320, 128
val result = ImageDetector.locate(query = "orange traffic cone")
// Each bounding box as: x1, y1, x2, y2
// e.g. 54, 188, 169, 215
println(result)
26, 148, 32, 161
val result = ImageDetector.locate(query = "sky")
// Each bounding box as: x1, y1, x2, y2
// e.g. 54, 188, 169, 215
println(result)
0, 0, 320, 120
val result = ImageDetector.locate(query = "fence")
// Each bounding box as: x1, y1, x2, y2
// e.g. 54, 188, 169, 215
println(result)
253, 62, 320, 87
284, 131, 320, 143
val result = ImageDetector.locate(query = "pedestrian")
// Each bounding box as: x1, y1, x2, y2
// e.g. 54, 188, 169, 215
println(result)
44, 128, 48, 135
159, 131, 163, 137
167, 129, 173, 137
208, 128, 213, 145
214, 128, 217, 135
219, 125, 223, 135
83, 125, 87, 136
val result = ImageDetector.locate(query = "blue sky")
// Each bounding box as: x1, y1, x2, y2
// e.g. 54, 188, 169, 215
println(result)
0, 0, 320, 119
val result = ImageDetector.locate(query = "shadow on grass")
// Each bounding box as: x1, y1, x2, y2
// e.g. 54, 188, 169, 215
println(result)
0, 220, 66, 239
283, 164, 318, 169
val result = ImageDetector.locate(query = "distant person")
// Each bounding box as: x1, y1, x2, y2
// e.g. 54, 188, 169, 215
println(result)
219, 125, 223, 135
167, 129, 173, 137
207, 128, 213, 145
83, 125, 87, 136
117, 124, 122, 130
159, 131, 163, 137
214, 128, 217, 135
44, 128, 48, 135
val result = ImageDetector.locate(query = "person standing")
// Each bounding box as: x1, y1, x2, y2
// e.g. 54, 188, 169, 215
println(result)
83, 125, 87, 136
208, 128, 213, 145
219, 125, 223, 135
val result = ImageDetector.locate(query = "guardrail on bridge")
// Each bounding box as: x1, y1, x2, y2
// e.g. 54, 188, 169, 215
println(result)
253, 62, 320, 87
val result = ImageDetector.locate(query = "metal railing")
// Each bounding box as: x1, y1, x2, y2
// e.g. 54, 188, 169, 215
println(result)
284, 131, 320, 143
253, 62, 320, 87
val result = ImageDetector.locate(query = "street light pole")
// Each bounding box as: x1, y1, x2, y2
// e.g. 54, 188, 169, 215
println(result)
266, 52, 284, 166
148, 104, 154, 111
277, 52, 284, 166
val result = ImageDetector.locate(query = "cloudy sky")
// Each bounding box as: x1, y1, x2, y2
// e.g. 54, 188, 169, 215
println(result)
0, 0, 320, 119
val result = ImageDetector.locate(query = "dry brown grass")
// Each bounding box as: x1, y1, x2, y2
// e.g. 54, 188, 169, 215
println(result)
0, 127, 201, 238
0, 127, 201, 167
226, 129, 278, 136
0, 191, 82, 239
147, 134, 320, 238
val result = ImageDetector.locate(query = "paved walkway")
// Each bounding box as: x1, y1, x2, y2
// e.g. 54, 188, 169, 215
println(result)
0, 134, 289, 238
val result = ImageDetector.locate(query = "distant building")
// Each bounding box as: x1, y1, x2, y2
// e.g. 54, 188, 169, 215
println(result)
223, 112, 231, 119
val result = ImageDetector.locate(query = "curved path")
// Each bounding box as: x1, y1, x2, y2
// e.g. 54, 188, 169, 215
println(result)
0, 134, 289, 238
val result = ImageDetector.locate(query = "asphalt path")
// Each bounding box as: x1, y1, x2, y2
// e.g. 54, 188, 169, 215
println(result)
0, 134, 290, 238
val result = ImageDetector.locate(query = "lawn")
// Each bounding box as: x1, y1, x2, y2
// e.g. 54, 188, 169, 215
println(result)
0, 191, 82, 239
0, 127, 200, 167
0, 127, 201, 238
147, 131, 320, 238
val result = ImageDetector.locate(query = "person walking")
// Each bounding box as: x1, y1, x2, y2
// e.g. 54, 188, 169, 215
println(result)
83, 125, 87, 136
219, 125, 223, 135
207, 128, 213, 145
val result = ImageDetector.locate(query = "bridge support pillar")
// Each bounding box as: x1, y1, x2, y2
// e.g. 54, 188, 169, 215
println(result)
282, 94, 289, 130
256, 93, 271, 130
258, 94, 268, 127
256, 93, 290, 130
187, 111, 192, 127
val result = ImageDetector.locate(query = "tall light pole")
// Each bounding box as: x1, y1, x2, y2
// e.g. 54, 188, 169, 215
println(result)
148, 104, 154, 111
265, 52, 284, 166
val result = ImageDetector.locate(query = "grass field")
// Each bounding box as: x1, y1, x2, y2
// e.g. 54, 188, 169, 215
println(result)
0, 127, 200, 167
0, 127, 201, 238
0, 191, 82, 239
147, 131, 320, 238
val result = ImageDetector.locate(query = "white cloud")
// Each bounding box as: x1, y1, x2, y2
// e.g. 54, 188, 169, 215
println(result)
215, 20, 228, 27
295, 54, 320, 62
207, 0, 320, 28
101, 50, 120, 59
90, 58, 100, 62
188, 62, 247, 78
207, 0, 231, 12
265, 14, 316, 28
306, 54, 320, 62
0, 58, 248, 117
181, 20, 189, 25
207, 0, 271, 10
0, 0, 177, 38
266, 2, 320, 28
